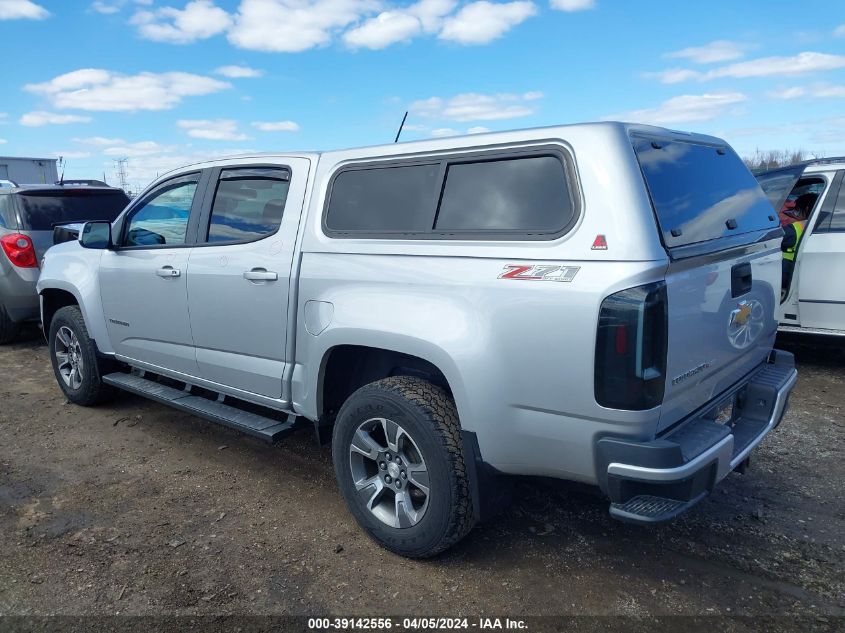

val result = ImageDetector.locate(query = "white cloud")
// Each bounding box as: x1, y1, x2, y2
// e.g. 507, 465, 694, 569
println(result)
229, 0, 377, 53
647, 51, 845, 84
439, 1, 535, 45
0, 0, 49, 20
90, 1, 120, 13
813, 84, 845, 98
19, 111, 92, 127
549, 0, 594, 11
25, 69, 231, 112
646, 68, 704, 84
410, 91, 542, 121
92, 0, 539, 52
103, 141, 176, 157
74, 136, 127, 146
769, 84, 845, 100
608, 92, 747, 126
705, 51, 845, 79
835, 24, 845, 37
0, 139, 7, 144
177, 119, 250, 141
252, 120, 300, 132
215, 64, 263, 78
666, 40, 746, 64
131, 0, 232, 44
91, 0, 153, 14
467, 126, 490, 133
768, 86, 806, 100
343, 0, 456, 49
431, 127, 460, 137
345, 10, 423, 48
412, 0, 457, 31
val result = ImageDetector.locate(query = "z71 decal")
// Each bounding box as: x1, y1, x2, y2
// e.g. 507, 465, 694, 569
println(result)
498, 264, 580, 282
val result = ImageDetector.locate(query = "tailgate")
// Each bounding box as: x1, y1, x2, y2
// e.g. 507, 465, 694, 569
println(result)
631, 134, 782, 431
658, 246, 780, 431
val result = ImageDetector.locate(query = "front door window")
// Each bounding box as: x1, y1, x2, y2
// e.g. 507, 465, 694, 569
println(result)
124, 175, 199, 247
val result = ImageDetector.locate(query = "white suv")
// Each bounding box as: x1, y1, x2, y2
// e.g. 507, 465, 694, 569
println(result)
757, 158, 845, 336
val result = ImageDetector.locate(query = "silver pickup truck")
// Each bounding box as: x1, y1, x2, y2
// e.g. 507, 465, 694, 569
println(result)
36, 122, 797, 557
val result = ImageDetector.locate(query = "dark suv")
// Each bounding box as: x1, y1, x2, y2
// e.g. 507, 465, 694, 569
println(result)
0, 184, 129, 343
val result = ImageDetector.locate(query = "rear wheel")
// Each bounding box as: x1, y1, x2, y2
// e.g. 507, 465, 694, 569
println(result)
48, 306, 114, 405
0, 306, 20, 344
332, 376, 476, 558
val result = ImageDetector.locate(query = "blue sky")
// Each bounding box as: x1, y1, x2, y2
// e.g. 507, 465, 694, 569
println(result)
1, 0, 844, 190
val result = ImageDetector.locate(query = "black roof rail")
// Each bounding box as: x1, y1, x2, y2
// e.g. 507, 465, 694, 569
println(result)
804, 156, 845, 167
55, 179, 110, 187
755, 156, 845, 176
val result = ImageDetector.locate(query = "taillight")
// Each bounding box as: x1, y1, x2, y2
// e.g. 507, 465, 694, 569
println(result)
595, 281, 667, 410
0, 234, 38, 268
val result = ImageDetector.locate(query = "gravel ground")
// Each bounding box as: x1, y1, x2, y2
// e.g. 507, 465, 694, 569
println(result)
0, 329, 842, 628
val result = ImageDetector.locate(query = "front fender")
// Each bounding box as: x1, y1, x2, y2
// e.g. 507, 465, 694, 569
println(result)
37, 242, 112, 354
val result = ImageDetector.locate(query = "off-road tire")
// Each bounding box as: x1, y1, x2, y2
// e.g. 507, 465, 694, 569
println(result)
332, 376, 476, 558
0, 305, 20, 344
48, 306, 114, 406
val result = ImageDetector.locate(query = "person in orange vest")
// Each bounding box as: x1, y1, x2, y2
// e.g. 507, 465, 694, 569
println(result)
781, 193, 814, 297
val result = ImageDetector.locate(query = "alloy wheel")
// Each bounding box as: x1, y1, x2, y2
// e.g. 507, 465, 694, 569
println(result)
348, 417, 430, 528
55, 326, 84, 390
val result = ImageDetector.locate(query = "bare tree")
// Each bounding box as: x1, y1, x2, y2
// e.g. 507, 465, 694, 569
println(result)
743, 149, 825, 173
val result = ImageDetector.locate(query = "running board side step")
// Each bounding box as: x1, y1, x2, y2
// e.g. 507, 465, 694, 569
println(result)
103, 372, 297, 443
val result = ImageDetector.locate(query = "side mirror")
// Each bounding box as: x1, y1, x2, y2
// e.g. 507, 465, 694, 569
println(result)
79, 221, 113, 249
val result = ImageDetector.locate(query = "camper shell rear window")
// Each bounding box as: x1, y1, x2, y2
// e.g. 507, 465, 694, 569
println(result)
632, 137, 779, 250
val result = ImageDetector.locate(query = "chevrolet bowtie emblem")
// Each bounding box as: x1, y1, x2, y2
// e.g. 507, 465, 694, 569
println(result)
733, 302, 752, 326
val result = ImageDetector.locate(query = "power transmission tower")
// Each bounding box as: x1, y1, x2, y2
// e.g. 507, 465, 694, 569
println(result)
114, 158, 130, 194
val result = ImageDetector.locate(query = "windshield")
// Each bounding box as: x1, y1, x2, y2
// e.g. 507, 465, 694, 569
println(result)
633, 137, 779, 249
17, 189, 129, 231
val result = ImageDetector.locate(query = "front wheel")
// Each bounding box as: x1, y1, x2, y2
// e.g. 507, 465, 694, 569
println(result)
48, 306, 114, 406
332, 376, 476, 558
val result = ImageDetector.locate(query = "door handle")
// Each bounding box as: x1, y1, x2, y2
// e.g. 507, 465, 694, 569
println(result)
731, 262, 752, 298
156, 266, 181, 278
243, 268, 278, 282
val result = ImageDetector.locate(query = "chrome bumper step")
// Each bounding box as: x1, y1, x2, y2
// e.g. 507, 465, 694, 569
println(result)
610, 493, 706, 524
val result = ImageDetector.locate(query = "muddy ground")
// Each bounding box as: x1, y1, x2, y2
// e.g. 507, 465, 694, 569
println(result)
0, 329, 842, 628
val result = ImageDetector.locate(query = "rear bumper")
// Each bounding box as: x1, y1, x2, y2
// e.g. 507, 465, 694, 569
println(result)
0, 273, 40, 323
595, 349, 797, 524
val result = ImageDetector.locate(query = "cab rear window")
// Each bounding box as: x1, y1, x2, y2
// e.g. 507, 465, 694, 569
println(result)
633, 138, 778, 249
17, 189, 129, 231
